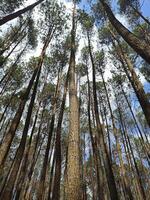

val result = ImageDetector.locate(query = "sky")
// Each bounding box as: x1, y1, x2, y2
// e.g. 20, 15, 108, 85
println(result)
140, 0, 150, 17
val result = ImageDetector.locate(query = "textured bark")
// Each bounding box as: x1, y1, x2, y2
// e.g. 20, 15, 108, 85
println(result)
65, 1, 81, 199
0, 0, 44, 26
100, 0, 150, 64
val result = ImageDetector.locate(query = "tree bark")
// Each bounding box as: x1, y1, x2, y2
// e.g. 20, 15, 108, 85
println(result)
87, 66, 104, 200
100, 69, 134, 199
0, 63, 41, 200
0, 68, 38, 168
100, 0, 150, 64
0, 26, 53, 169
87, 31, 119, 200
52, 68, 69, 200
37, 68, 61, 200
65, 1, 81, 199
115, 93, 146, 200
0, 0, 44, 26
109, 30, 150, 127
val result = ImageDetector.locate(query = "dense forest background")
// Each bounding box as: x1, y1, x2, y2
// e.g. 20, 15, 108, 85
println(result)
0, 0, 150, 199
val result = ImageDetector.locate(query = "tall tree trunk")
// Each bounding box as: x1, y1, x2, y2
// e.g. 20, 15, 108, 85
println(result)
115, 93, 146, 200
100, 0, 150, 64
14, 103, 42, 199
86, 66, 104, 200
65, 1, 81, 199
0, 68, 38, 168
0, 0, 44, 26
37, 68, 61, 200
0, 64, 41, 200
23, 128, 46, 200
47, 148, 56, 200
109, 30, 150, 127
87, 31, 119, 200
120, 82, 150, 162
100, 69, 133, 200
15, 73, 49, 199
0, 27, 53, 168
52, 68, 69, 200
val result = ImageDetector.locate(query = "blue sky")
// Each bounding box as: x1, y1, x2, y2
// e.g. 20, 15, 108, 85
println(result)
140, 0, 150, 17
78, 0, 150, 18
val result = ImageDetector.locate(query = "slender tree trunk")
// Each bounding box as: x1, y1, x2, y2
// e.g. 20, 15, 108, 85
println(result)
100, 70, 133, 199
65, 1, 81, 199
0, 27, 53, 200
82, 132, 87, 200
100, 0, 150, 64
101, 101, 112, 162
86, 67, 104, 200
120, 82, 150, 162
0, 0, 44, 26
0, 27, 53, 168
0, 45, 27, 85
109, 30, 150, 127
14, 104, 42, 199
0, 90, 16, 125
87, 31, 119, 200
115, 93, 146, 200
23, 130, 46, 200
0, 20, 28, 57
0, 68, 38, 168
0, 32, 27, 68
15, 73, 49, 199
115, 95, 142, 200
0, 63, 41, 200
52, 68, 69, 200
37, 69, 61, 200
47, 149, 56, 200
89, 148, 96, 200
129, 4, 150, 26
